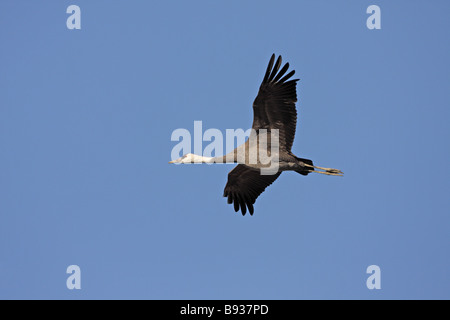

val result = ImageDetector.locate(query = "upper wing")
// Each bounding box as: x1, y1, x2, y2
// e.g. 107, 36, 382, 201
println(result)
223, 164, 281, 215
252, 54, 299, 152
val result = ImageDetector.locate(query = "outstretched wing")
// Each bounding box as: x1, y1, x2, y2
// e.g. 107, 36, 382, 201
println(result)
223, 164, 281, 215
252, 54, 299, 152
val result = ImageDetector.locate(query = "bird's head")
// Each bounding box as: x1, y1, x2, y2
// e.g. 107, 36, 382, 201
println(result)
169, 153, 200, 164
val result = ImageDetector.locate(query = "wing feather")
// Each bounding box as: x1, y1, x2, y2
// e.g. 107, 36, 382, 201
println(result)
252, 55, 299, 152
223, 164, 281, 215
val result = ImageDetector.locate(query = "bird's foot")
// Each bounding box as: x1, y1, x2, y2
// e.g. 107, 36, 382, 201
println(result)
304, 163, 344, 176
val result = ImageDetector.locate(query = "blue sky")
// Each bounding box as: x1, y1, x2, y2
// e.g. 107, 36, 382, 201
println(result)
1, 1, 449, 299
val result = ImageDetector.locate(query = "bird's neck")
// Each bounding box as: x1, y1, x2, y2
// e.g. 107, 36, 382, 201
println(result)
191, 154, 215, 163
190, 153, 239, 164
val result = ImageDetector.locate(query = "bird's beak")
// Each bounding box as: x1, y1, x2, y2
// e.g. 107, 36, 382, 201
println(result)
168, 160, 176, 164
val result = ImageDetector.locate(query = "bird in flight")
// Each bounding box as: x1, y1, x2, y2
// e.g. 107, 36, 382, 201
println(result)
169, 54, 343, 215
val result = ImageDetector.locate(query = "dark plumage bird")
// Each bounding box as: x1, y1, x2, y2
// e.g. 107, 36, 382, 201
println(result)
170, 54, 343, 215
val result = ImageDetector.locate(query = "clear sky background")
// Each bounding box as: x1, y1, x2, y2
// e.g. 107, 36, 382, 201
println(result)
1, 1, 449, 300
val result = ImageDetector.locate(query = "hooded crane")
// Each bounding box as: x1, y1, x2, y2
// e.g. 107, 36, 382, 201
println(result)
169, 54, 343, 215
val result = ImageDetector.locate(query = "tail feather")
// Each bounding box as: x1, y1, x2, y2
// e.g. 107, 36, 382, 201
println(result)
295, 157, 314, 176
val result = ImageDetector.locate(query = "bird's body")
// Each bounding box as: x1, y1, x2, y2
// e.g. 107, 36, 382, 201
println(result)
170, 54, 343, 215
